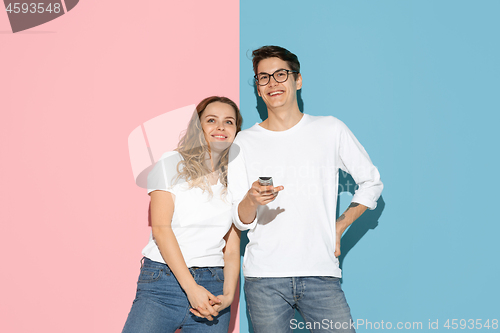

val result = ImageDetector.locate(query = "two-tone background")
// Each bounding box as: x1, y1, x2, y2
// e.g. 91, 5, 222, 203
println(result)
1, 1, 499, 332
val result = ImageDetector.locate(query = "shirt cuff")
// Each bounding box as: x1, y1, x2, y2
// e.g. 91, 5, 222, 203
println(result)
232, 199, 258, 231
351, 194, 377, 210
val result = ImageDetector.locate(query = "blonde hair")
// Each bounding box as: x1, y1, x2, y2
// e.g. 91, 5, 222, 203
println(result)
175, 96, 242, 196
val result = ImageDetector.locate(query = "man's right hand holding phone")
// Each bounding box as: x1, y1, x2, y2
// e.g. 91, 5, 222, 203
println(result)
238, 177, 284, 224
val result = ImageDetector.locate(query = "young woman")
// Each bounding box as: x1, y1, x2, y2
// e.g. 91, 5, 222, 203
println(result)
123, 96, 243, 333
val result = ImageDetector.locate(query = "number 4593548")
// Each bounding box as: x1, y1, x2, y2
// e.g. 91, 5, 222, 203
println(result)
6, 3, 62, 14
444, 319, 498, 329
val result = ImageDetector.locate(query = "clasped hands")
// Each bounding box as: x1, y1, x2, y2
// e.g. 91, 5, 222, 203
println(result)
187, 284, 232, 321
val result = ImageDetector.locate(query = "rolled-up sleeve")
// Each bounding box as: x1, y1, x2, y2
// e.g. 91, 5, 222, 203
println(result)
338, 121, 383, 210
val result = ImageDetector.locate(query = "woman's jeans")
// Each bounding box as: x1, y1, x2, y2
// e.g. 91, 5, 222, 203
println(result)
244, 276, 356, 333
122, 258, 230, 333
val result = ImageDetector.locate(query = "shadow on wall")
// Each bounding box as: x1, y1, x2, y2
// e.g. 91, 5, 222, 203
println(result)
337, 172, 386, 282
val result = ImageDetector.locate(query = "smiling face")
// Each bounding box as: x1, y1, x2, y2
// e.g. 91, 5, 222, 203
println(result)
200, 101, 237, 152
256, 57, 302, 112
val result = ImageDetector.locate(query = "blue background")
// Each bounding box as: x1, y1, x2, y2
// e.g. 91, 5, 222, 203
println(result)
239, 0, 500, 332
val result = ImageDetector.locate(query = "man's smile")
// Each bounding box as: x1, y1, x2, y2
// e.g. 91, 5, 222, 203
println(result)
269, 90, 284, 96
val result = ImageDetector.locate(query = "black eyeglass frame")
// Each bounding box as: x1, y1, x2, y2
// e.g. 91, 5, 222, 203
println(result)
254, 69, 299, 86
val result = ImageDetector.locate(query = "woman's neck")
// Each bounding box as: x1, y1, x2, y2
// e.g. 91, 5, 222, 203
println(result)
205, 150, 221, 185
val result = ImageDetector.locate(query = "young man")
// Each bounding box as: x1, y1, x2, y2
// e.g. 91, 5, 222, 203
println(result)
228, 46, 383, 333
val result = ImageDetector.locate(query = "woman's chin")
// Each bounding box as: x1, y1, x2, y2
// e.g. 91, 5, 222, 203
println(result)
209, 141, 232, 153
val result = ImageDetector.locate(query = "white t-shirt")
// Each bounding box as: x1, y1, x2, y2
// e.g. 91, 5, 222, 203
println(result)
142, 151, 233, 267
228, 114, 383, 277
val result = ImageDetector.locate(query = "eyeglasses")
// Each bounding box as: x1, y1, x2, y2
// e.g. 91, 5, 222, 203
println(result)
254, 69, 299, 86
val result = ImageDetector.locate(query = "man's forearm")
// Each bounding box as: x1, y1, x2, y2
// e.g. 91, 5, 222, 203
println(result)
237, 193, 258, 224
336, 202, 368, 234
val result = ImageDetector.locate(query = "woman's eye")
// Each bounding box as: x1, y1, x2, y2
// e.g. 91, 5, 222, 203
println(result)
207, 119, 215, 123
226, 120, 233, 125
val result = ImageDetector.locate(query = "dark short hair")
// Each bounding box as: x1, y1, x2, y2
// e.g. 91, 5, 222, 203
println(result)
252, 46, 300, 78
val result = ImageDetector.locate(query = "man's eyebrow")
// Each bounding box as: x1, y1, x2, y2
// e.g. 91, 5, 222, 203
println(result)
257, 68, 288, 75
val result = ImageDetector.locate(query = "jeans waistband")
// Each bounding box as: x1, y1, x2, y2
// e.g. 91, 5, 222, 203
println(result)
141, 257, 222, 275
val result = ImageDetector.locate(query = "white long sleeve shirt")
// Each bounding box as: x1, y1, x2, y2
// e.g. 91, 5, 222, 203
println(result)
228, 114, 383, 277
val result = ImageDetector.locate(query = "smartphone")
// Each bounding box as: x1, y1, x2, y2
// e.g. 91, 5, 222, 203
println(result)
258, 177, 273, 186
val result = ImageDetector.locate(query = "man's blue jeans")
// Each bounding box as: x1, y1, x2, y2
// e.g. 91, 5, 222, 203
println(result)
244, 276, 356, 333
122, 258, 230, 333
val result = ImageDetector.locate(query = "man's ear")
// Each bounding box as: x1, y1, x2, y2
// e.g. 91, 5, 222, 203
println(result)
296, 73, 303, 90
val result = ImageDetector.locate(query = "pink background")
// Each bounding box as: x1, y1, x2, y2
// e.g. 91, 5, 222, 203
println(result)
0, 1, 240, 332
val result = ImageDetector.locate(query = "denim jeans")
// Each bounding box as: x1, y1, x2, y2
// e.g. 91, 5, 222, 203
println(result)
244, 276, 355, 333
122, 258, 230, 333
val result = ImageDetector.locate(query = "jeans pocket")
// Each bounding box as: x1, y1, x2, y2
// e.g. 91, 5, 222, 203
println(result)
138, 266, 164, 283
214, 268, 225, 283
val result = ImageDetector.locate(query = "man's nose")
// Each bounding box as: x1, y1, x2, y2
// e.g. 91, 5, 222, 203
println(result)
269, 74, 279, 86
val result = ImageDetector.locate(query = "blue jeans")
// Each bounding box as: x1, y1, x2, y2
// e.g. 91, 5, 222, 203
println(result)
122, 258, 230, 333
244, 276, 355, 333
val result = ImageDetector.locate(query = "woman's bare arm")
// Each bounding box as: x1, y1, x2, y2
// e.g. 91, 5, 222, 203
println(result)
150, 190, 220, 320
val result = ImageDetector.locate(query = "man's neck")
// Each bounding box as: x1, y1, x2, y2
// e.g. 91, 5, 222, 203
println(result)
260, 105, 303, 131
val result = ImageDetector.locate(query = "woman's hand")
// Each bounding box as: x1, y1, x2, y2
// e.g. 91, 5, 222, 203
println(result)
211, 293, 234, 313
186, 284, 221, 321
